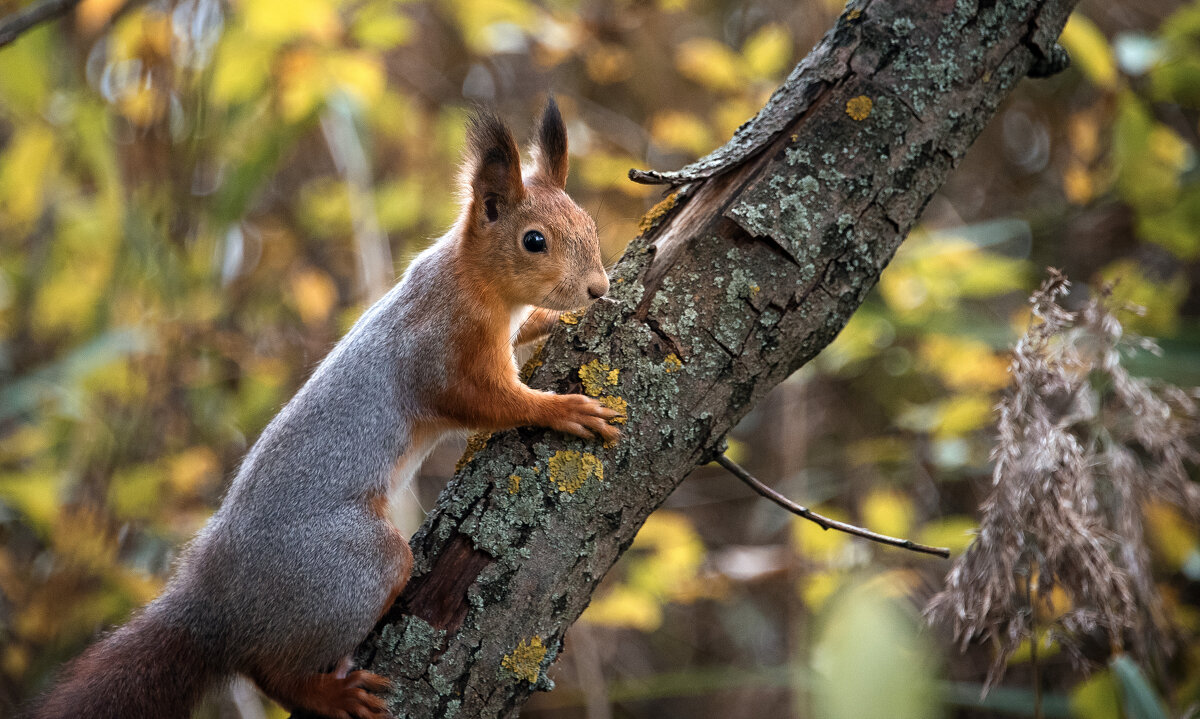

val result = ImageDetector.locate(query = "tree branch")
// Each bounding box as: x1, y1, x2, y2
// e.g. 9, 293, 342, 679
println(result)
715, 454, 950, 558
0, 0, 83, 49
302, 1, 1082, 717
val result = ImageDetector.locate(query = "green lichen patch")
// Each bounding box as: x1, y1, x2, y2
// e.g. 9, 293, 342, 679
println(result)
663, 353, 683, 373
502, 636, 546, 683
579, 359, 619, 396
548, 450, 604, 493
455, 432, 492, 472
598, 395, 628, 424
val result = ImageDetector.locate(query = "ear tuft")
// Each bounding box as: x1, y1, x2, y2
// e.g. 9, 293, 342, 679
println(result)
532, 96, 569, 188
465, 108, 524, 221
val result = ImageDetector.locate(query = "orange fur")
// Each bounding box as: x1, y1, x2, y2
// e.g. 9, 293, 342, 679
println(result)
252, 662, 391, 719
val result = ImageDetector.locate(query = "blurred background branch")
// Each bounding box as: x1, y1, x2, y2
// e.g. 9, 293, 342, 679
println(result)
714, 454, 950, 558
0, 0, 82, 48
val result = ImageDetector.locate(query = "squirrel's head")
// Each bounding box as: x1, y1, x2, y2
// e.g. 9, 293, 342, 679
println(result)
459, 99, 608, 311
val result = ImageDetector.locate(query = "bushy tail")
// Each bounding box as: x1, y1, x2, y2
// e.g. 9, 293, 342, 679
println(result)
27, 609, 220, 719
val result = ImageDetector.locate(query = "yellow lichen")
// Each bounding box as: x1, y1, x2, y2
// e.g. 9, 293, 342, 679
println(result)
548, 450, 604, 493
520, 344, 544, 383
599, 395, 628, 424
637, 192, 678, 234
847, 8, 862, 20
579, 359, 619, 397
982, 70, 992, 83
508, 474, 521, 494
501, 636, 545, 683
846, 95, 873, 121
456, 432, 491, 472
560, 308, 585, 325
663, 353, 683, 373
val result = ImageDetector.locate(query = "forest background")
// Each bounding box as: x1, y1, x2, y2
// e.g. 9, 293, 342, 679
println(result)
0, 0, 1198, 716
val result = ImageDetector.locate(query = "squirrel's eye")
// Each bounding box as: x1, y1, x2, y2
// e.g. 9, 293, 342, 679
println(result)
522, 230, 547, 253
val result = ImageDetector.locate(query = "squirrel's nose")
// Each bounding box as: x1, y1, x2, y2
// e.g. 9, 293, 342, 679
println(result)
587, 278, 609, 300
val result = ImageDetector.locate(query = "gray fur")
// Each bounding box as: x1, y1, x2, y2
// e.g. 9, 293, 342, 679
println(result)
157, 235, 463, 677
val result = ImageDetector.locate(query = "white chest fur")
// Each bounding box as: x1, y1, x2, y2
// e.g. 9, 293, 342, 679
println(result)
509, 305, 533, 345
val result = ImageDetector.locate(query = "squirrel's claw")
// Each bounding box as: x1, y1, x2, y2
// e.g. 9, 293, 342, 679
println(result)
549, 394, 622, 445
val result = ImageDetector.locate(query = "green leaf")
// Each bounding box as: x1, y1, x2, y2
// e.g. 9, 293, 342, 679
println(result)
1111, 655, 1168, 719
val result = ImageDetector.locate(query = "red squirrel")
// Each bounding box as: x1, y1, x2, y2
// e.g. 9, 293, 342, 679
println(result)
29, 99, 620, 719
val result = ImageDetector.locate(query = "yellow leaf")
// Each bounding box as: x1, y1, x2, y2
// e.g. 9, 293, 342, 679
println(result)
742, 23, 792, 79
375, 178, 423, 232
1068, 111, 1101, 162
351, 2, 414, 49
1062, 162, 1095, 205
675, 37, 744, 92
627, 511, 705, 599
713, 97, 759, 140
917, 516, 977, 554
242, 0, 342, 43
847, 437, 910, 468
443, 0, 535, 54
792, 505, 850, 561
934, 394, 994, 438
76, 0, 125, 34
581, 585, 662, 631
117, 83, 168, 127
860, 490, 913, 540
578, 151, 654, 196
0, 471, 60, 531
211, 30, 274, 105
168, 448, 221, 495
1070, 670, 1121, 719
277, 47, 325, 121
290, 267, 339, 325
917, 334, 1010, 392
799, 569, 843, 609
585, 44, 634, 85
650, 111, 714, 156
327, 51, 387, 106
1008, 630, 1063, 664
1059, 14, 1117, 90
108, 464, 165, 520
1144, 500, 1199, 570
1100, 259, 1188, 336
0, 125, 58, 227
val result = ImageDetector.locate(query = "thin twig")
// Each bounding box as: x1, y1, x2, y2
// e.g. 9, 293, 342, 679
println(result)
0, 0, 84, 49
715, 454, 951, 558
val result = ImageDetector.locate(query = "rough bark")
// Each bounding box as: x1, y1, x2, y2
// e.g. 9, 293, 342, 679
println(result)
325, 1, 1080, 717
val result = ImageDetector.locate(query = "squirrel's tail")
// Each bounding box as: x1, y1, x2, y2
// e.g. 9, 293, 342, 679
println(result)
27, 607, 221, 719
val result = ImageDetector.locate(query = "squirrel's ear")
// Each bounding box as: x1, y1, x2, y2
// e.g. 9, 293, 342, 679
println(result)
465, 109, 524, 223
531, 96, 568, 189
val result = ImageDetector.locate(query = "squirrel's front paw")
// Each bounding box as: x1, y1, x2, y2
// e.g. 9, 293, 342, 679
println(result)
547, 393, 621, 444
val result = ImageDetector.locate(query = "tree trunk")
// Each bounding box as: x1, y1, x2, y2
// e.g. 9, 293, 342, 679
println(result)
325, 1, 1079, 716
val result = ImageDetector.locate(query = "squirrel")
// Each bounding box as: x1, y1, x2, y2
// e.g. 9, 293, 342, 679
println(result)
28, 99, 620, 719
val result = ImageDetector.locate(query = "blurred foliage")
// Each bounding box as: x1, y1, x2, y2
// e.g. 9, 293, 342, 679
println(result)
0, 0, 1197, 717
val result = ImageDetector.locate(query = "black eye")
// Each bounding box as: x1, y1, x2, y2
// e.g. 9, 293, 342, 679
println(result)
522, 230, 547, 253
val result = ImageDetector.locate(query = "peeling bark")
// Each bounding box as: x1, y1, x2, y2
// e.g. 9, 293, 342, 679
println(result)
302, 0, 1080, 717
